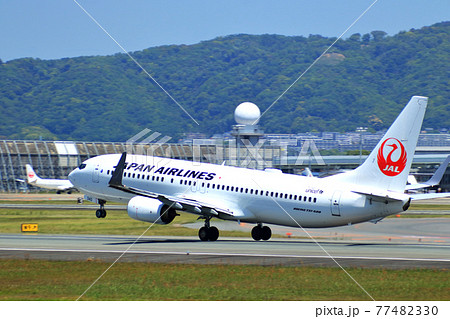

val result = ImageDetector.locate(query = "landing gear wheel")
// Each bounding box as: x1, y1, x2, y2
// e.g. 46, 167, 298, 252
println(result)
95, 209, 106, 218
96, 200, 107, 219
252, 225, 272, 241
198, 225, 220, 241
261, 226, 272, 241
199, 227, 209, 241
251, 226, 262, 241
208, 226, 219, 241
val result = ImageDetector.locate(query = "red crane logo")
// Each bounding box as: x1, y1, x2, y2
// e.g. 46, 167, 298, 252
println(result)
377, 138, 407, 176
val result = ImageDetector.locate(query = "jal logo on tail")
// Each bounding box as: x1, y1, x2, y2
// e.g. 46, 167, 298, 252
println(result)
377, 138, 407, 176
28, 172, 35, 178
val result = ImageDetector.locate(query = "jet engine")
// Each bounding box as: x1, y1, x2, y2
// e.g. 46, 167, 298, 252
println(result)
127, 196, 177, 224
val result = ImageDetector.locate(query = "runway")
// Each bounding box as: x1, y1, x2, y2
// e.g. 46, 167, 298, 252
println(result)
1, 232, 449, 269
0, 193, 449, 269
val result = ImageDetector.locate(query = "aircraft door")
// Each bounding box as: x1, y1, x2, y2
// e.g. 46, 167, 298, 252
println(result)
92, 165, 100, 183
331, 191, 341, 216
199, 182, 207, 194
192, 181, 206, 193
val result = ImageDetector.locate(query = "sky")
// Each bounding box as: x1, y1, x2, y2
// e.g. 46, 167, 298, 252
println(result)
0, 0, 449, 62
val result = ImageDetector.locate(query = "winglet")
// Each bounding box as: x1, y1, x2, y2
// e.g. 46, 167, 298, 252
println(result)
109, 152, 127, 187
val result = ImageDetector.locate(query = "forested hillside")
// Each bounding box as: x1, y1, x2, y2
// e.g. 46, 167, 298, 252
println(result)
0, 22, 448, 141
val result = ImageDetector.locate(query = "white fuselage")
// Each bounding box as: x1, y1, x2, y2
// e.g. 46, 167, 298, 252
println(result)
30, 178, 74, 191
69, 154, 408, 228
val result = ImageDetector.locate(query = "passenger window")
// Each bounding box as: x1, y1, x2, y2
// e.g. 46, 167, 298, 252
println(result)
313, 198, 317, 203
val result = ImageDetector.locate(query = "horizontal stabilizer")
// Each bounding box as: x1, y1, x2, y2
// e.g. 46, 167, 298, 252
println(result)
351, 190, 407, 203
410, 193, 450, 201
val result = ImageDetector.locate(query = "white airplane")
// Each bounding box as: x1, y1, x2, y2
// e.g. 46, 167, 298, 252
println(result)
405, 155, 450, 192
68, 96, 450, 241
23, 164, 75, 194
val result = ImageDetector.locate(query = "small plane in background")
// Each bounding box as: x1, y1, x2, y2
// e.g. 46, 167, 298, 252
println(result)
18, 164, 75, 194
68, 96, 450, 241
405, 155, 450, 192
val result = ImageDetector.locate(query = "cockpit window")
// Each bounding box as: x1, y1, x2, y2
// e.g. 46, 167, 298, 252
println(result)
78, 163, 87, 170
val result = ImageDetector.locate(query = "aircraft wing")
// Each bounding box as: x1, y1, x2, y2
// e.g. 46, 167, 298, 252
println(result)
405, 155, 450, 191
108, 152, 235, 219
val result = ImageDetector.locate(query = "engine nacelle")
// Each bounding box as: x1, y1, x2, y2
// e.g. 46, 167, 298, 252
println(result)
127, 196, 177, 224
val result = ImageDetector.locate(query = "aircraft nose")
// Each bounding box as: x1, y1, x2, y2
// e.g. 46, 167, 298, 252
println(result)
68, 169, 78, 185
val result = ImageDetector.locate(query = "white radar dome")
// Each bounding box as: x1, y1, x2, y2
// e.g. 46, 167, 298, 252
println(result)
234, 102, 261, 125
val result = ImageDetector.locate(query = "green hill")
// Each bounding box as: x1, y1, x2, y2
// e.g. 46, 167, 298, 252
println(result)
0, 21, 448, 141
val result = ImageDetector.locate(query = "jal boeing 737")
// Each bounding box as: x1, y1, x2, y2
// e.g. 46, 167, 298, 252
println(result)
68, 96, 450, 241
23, 164, 75, 193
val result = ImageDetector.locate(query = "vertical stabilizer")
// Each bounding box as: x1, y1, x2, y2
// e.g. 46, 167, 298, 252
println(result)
325, 96, 428, 192
26, 164, 40, 184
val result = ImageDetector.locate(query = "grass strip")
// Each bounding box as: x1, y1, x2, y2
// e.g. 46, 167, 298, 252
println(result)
0, 209, 248, 237
0, 259, 448, 301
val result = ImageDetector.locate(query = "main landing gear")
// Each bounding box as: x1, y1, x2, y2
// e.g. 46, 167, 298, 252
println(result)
95, 200, 107, 218
251, 223, 272, 241
198, 216, 219, 241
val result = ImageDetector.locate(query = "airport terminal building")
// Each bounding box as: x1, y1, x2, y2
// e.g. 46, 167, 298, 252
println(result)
1, 139, 449, 193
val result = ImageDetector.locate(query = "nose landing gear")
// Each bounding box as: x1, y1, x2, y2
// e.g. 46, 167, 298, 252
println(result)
95, 200, 107, 218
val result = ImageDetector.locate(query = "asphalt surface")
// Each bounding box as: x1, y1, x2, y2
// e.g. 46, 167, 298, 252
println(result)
1, 231, 449, 269
0, 193, 449, 269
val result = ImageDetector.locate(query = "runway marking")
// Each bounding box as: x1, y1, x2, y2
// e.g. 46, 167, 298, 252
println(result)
1, 247, 449, 263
